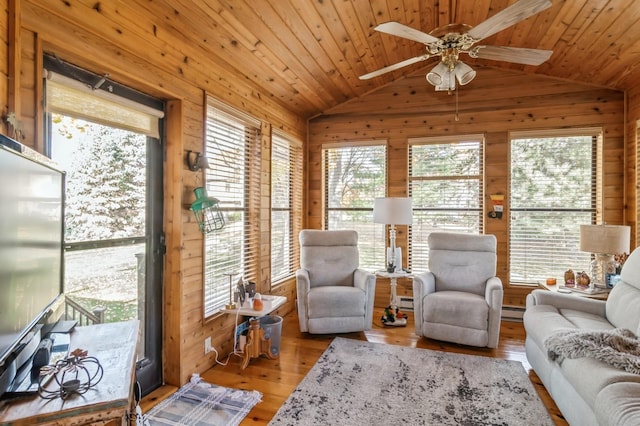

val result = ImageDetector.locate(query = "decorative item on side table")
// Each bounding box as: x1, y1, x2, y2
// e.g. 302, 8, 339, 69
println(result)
38, 348, 104, 400
373, 197, 413, 273
225, 273, 237, 310
579, 224, 630, 293
564, 269, 575, 287
381, 305, 407, 327
606, 253, 627, 288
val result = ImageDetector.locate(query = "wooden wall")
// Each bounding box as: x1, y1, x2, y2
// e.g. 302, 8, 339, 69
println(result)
309, 67, 626, 307
626, 86, 640, 247
0, 0, 637, 389
3, 0, 303, 387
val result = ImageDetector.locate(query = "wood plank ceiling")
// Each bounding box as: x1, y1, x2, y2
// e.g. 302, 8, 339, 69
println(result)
135, 0, 640, 119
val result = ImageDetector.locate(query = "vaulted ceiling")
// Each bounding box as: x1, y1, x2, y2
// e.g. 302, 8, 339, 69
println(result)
141, 0, 640, 119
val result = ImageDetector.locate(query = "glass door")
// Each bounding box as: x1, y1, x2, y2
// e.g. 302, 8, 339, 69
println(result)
44, 56, 164, 395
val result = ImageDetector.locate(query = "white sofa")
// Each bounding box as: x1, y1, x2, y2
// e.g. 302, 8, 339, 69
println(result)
524, 247, 640, 426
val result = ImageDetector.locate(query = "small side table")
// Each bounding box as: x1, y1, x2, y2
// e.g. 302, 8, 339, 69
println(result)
221, 295, 286, 370
538, 281, 610, 300
220, 295, 286, 316
375, 270, 413, 306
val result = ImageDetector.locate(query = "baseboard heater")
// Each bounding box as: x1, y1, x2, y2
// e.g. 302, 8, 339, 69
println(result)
397, 296, 414, 310
395, 300, 525, 320
502, 305, 525, 322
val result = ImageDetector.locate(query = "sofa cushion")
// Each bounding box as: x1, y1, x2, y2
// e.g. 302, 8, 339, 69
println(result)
307, 286, 365, 318
524, 305, 578, 349
299, 230, 359, 287
560, 357, 640, 410
606, 281, 640, 333
428, 233, 496, 297
559, 308, 616, 331
422, 291, 488, 330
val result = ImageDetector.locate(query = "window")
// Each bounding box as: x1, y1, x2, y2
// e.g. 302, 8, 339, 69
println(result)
409, 136, 484, 271
204, 97, 261, 317
271, 131, 303, 283
509, 129, 600, 284
323, 143, 386, 270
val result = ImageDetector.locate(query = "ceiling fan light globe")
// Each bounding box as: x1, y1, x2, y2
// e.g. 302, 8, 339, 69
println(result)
454, 62, 476, 85
426, 62, 449, 86
435, 70, 456, 91
426, 72, 442, 86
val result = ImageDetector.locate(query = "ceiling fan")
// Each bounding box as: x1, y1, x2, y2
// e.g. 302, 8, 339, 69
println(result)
359, 0, 553, 92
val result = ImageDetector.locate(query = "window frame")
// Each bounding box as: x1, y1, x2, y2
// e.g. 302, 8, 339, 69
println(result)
508, 127, 602, 285
203, 96, 261, 318
408, 135, 485, 272
270, 130, 303, 285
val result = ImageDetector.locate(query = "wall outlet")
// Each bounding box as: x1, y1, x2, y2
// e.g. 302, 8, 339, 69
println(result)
204, 336, 213, 354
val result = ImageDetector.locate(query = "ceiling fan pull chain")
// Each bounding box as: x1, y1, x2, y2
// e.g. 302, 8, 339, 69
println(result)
455, 88, 459, 122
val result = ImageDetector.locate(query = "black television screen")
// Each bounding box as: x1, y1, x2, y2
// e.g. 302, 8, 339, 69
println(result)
0, 137, 64, 367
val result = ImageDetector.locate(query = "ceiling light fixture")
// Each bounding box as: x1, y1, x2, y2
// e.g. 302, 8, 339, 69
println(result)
425, 45, 477, 93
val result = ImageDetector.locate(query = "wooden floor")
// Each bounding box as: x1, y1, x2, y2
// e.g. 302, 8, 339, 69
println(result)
141, 308, 568, 425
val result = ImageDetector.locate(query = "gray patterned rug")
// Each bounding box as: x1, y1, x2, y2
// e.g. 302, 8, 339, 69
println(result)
269, 337, 553, 426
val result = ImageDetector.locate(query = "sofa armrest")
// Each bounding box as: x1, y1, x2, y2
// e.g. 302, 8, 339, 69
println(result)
485, 277, 503, 349
354, 268, 375, 292
413, 271, 436, 296
485, 277, 503, 307
296, 269, 311, 332
412, 272, 435, 337
354, 269, 376, 329
526, 289, 606, 317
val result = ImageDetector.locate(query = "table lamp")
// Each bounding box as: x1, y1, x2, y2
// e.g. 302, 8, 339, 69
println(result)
373, 197, 413, 273
579, 224, 630, 291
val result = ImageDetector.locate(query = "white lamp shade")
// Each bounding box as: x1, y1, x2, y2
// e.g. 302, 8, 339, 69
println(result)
435, 69, 456, 91
579, 224, 630, 254
426, 62, 449, 86
373, 197, 413, 225
454, 61, 476, 85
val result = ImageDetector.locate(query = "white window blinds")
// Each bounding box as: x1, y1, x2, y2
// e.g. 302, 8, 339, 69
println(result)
44, 71, 164, 138
271, 131, 303, 283
509, 128, 600, 284
408, 136, 484, 272
203, 97, 261, 317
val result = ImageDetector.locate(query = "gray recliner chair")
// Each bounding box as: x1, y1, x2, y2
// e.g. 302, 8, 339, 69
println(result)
413, 232, 503, 348
296, 229, 376, 334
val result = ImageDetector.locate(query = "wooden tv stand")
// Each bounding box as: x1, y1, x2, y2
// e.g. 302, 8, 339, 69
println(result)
0, 320, 139, 425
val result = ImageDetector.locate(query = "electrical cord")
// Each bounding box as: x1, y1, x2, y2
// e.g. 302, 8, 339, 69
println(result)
209, 305, 245, 366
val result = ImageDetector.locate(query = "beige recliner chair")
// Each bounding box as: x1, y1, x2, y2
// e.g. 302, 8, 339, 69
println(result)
296, 229, 376, 334
413, 232, 503, 348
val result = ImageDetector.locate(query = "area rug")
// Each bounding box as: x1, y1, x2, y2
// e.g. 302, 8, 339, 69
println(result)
143, 376, 262, 426
269, 337, 553, 426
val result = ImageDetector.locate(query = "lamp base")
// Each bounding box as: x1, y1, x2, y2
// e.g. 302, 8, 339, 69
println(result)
386, 246, 402, 273
225, 303, 237, 310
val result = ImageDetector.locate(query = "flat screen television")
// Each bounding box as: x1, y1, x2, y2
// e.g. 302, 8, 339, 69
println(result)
0, 135, 65, 376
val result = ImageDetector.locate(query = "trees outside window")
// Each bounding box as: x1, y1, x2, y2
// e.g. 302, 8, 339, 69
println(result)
323, 144, 386, 271
509, 130, 600, 283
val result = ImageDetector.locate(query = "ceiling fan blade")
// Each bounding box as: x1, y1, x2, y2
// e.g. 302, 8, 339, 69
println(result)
467, 0, 552, 41
374, 22, 440, 45
359, 54, 431, 80
471, 45, 553, 65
